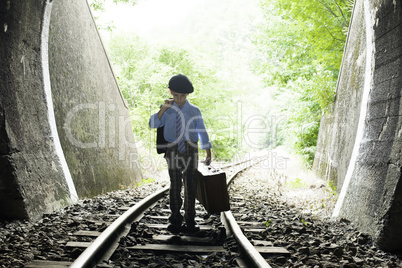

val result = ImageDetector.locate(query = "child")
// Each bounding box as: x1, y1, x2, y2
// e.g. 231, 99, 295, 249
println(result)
149, 74, 212, 234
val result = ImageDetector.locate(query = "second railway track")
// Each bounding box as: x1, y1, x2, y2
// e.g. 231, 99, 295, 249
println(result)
25, 156, 290, 268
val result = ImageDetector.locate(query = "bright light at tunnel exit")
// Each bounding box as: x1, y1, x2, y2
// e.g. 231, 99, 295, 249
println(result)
101, 0, 203, 36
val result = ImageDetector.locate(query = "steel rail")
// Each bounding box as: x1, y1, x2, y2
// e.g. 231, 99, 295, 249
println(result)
218, 152, 270, 170
70, 186, 169, 268
70, 156, 269, 268
220, 157, 262, 170
222, 156, 272, 268
222, 211, 271, 268
220, 159, 252, 170
226, 156, 268, 186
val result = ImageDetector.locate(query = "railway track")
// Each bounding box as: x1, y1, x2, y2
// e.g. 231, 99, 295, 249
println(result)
25, 156, 290, 268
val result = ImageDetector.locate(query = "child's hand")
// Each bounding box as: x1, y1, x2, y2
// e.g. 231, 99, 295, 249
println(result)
203, 157, 211, 166
162, 98, 174, 109
158, 99, 174, 119
202, 149, 212, 165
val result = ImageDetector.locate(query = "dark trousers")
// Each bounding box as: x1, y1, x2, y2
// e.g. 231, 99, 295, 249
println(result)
165, 142, 198, 226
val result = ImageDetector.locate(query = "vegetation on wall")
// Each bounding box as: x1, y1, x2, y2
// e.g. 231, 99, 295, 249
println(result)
253, 0, 353, 165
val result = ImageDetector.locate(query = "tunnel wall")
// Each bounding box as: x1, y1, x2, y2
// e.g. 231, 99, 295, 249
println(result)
0, 0, 77, 220
48, 0, 142, 198
313, 0, 366, 188
314, 0, 402, 252
0, 0, 142, 221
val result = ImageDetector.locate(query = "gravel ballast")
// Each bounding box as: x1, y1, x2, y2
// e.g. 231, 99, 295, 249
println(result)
0, 149, 401, 267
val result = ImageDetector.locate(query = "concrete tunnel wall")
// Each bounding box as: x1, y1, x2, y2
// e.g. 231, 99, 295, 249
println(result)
314, 0, 402, 252
0, 0, 76, 220
0, 0, 142, 221
49, 0, 143, 197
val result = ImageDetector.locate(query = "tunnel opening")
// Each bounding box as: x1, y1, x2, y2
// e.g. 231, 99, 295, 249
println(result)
1, 0, 401, 256
86, 0, 350, 220
89, 0, 330, 163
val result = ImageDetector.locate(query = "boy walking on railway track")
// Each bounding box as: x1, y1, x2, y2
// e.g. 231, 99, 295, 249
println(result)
149, 74, 212, 234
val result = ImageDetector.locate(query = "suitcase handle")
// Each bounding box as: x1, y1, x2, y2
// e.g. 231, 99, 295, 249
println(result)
207, 164, 220, 173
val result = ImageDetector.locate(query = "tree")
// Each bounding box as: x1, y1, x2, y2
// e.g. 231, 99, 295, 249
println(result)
254, 0, 353, 165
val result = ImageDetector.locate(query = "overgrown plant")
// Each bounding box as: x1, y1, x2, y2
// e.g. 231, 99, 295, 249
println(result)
286, 177, 307, 189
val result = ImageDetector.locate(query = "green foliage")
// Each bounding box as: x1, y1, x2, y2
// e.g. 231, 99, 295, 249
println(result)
107, 34, 240, 160
276, 70, 337, 163
328, 180, 337, 195
89, 0, 106, 12
88, 0, 137, 31
254, 0, 352, 166
286, 177, 307, 189
88, 0, 137, 11
255, 0, 353, 84
137, 178, 155, 187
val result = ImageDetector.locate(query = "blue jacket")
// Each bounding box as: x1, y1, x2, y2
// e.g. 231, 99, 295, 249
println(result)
149, 100, 212, 150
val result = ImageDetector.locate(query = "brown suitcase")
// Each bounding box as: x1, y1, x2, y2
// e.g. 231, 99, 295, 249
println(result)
195, 163, 230, 214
